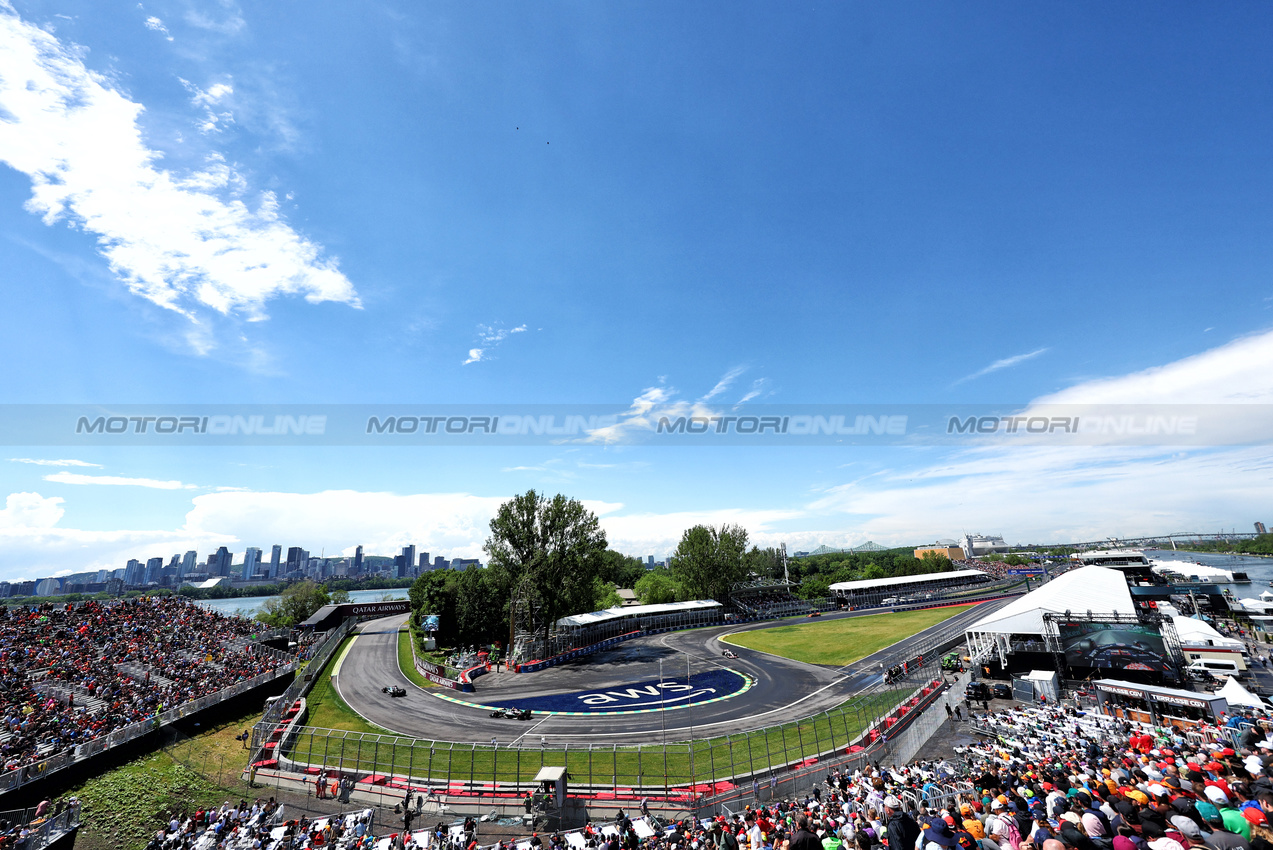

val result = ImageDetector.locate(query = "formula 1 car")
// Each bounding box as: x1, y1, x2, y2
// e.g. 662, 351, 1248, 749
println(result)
722, 649, 739, 659
383, 686, 407, 697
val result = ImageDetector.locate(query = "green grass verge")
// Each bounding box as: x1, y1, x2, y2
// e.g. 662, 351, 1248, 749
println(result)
398, 627, 437, 689
69, 711, 257, 850
306, 636, 394, 734
720, 605, 973, 666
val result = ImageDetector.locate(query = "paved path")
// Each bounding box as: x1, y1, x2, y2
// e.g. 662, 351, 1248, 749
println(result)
335, 599, 1008, 745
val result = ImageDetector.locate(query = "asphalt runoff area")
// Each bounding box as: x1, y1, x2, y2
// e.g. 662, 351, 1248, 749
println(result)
336, 600, 1004, 745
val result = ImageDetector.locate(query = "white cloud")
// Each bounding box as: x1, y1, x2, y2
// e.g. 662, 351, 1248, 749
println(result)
462, 323, 527, 365
184, 0, 244, 35
180, 78, 235, 134
0, 492, 65, 529
0, 6, 360, 331
1037, 328, 1273, 404
43, 471, 197, 490
954, 347, 1049, 385
143, 16, 172, 41
9, 458, 101, 467
699, 366, 746, 402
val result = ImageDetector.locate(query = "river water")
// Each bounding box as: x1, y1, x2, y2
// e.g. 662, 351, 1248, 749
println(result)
1144, 548, 1273, 588
194, 587, 406, 618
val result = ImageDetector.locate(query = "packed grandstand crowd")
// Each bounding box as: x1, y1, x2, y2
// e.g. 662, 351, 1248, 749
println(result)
139, 799, 377, 850
0, 596, 289, 773
445, 700, 1273, 850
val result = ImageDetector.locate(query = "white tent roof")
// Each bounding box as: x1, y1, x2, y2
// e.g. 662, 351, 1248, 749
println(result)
967, 566, 1134, 637
1217, 676, 1267, 710
1172, 615, 1243, 648
828, 569, 987, 593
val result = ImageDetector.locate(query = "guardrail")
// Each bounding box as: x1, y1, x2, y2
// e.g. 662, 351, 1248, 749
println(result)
0, 805, 81, 850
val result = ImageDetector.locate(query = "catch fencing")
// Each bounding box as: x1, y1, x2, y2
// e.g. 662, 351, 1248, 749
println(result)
254, 625, 970, 811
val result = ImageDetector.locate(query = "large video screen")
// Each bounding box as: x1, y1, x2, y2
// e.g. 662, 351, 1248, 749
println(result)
1057, 620, 1170, 675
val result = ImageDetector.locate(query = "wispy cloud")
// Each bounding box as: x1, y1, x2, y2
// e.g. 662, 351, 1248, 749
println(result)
0, 6, 360, 342
180, 78, 234, 135
43, 472, 197, 490
10, 458, 101, 468
954, 347, 1049, 385
462, 323, 527, 365
143, 16, 173, 41
699, 366, 746, 402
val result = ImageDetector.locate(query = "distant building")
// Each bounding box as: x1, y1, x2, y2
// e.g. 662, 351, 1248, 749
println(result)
353, 545, 363, 573
243, 547, 262, 577
434, 556, 449, 570
960, 534, 1009, 558
451, 558, 481, 569
914, 544, 964, 561
144, 557, 163, 585
181, 550, 198, 577
287, 547, 306, 575
418, 552, 430, 571
35, 577, 61, 597
210, 547, 232, 577
394, 554, 407, 577
647, 555, 654, 568
269, 545, 282, 578
1257, 522, 1268, 535
124, 558, 144, 586
402, 545, 416, 577
0, 581, 10, 597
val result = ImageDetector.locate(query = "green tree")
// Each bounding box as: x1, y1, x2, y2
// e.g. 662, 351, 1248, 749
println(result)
257, 580, 330, 627
744, 546, 785, 581
484, 490, 609, 643
669, 523, 749, 602
410, 570, 462, 646
597, 550, 648, 589
634, 570, 682, 604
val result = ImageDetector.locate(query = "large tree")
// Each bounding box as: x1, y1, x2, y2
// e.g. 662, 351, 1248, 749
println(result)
670, 523, 750, 602
484, 490, 609, 643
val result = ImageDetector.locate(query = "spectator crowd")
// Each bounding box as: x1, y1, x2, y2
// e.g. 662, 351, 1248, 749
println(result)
0, 596, 290, 773
453, 698, 1273, 850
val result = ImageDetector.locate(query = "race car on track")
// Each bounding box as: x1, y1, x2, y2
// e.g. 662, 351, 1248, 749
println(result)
383, 686, 407, 697
722, 649, 739, 659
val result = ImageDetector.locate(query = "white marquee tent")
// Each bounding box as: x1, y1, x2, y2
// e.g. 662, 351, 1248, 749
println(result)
1217, 675, 1267, 710
965, 566, 1136, 664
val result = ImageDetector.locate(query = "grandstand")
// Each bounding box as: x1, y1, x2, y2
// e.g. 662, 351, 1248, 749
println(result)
828, 568, 992, 607
729, 581, 813, 617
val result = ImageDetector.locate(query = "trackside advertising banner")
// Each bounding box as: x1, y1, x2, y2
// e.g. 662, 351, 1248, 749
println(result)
1, 404, 1272, 446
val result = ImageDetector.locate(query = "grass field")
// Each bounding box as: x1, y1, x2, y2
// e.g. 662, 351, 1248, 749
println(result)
397, 627, 438, 689
720, 605, 972, 666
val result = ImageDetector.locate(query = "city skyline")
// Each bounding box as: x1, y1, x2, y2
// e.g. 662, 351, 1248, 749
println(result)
2, 2, 1273, 579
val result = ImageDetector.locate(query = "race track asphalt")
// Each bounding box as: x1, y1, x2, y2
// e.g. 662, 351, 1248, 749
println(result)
335, 598, 1007, 746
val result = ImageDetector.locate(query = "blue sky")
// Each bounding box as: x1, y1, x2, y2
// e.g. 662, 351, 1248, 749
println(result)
1, 0, 1272, 579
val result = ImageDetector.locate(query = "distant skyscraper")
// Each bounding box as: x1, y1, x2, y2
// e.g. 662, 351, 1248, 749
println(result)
244, 547, 262, 577
647, 555, 654, 567
144, 557, 163, 584
434, 556, 449, 570
353, 545, 364, 572
211, 546, 232, 577
286, 547, 305, 575
124, 558, 143, 586
1257, 522, 1267, 535
270, 545, 282, 578
394, 554, 407, 578
181, 550, 198, 578
419, 552, 430, 571
402, 545, 416, 577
